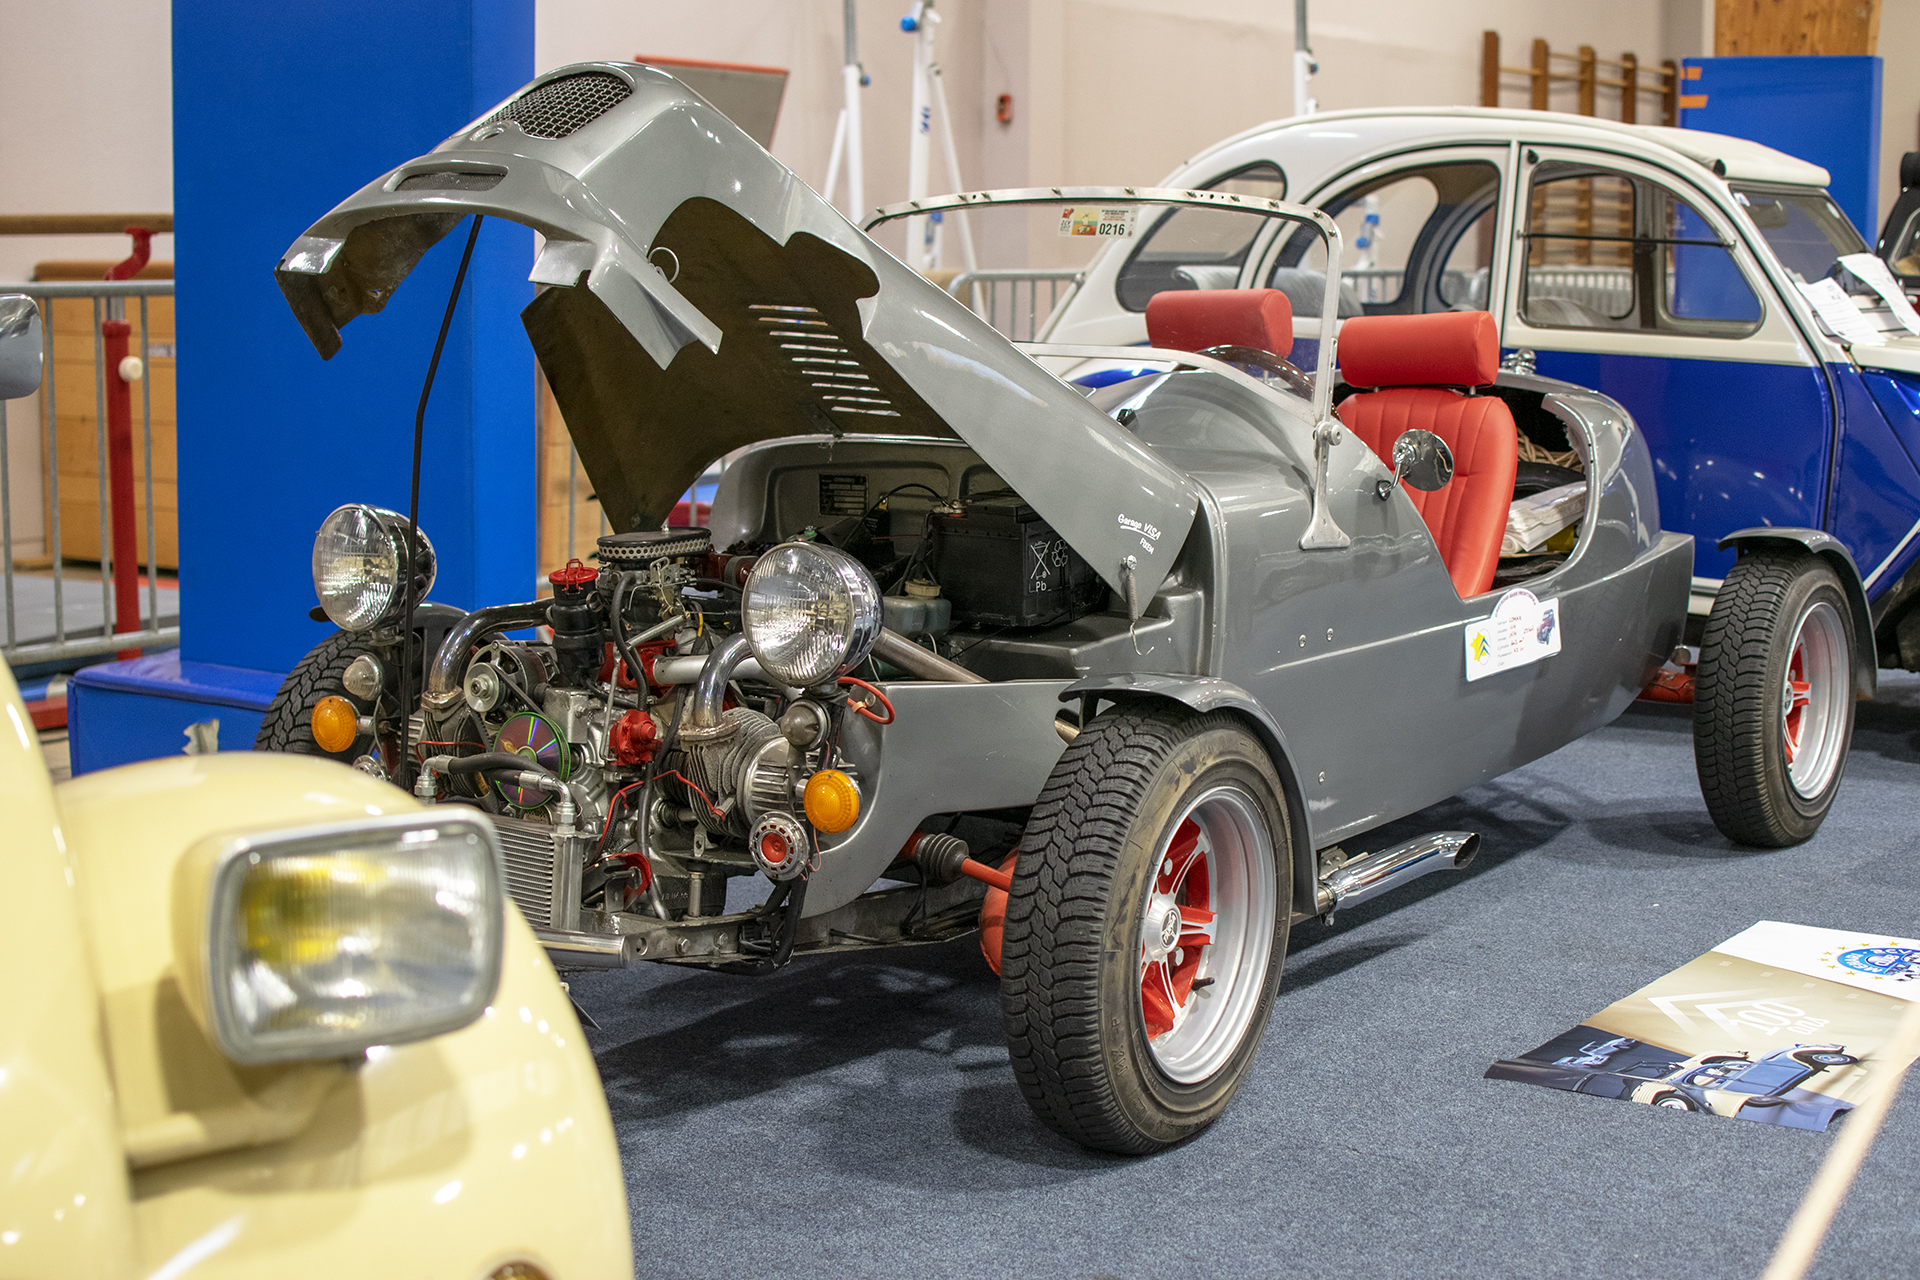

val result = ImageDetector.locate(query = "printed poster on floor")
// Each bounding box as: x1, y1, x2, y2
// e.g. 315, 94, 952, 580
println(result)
1486, 921, 1920, 1130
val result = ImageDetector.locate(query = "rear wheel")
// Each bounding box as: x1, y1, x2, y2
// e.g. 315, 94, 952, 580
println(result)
1694, 551, 1855, 846
255, 630, 383, 761
999, 703, 1291, 1154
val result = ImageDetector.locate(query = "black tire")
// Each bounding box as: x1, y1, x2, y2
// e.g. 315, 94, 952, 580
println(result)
1513, 461, 1583, 498
254, 630, 382, 760
999, 702, 1291, 1154
1651, 1091, 1698, 1112
1804, 1052, 1856, 1066
1694, 551, 1856, 847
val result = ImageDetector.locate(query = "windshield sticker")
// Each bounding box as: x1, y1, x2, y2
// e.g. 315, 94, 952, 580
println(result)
1838, 252, 1920, 335
1464, 587, 1561, 682
1796, 276, 1887, 346
1059, 206, 1138, 239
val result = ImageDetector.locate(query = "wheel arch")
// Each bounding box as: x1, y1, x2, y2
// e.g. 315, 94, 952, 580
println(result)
1716, 528, 1876, 698
1061, 673, 1319, 917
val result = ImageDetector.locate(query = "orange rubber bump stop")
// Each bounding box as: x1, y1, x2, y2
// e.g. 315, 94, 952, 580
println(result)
311, 695, 359, 754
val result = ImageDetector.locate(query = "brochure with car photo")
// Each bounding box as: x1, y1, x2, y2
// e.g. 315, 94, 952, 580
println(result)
1487, 922, 1920, 1130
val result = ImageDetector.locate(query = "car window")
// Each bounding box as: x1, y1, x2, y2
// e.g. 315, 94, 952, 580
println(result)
1334, 174, 1437, 304
1521, 161, 1762, 337
1721, 1061, 1805, 1094
1438, 204, 1496, 309
1278, 159, 1501, 315
1522, 167, 1636, 327
1662, 191, 1763, 326
1730, 185, 1869, 289
1887, 206, 1920, 277
1113, 162, 1287, 311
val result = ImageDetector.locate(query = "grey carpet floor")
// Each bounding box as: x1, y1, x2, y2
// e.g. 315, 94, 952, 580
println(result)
571, 675, 1920, 1279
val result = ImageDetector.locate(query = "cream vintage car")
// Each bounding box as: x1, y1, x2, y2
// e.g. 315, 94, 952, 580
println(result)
0, 301, 627, 1280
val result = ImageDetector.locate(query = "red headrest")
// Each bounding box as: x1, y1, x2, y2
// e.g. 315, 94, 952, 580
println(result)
1145, 288, 1293, 359
1338, 311, 1499, 389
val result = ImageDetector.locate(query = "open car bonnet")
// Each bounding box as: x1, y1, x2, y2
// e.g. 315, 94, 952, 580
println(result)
276, 62, 1198, 605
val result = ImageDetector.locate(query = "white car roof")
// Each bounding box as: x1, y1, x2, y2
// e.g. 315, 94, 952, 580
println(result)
1175, 107, 1830, 190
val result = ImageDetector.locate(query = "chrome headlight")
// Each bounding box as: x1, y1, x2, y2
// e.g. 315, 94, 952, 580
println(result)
312, 503, 435, 631
173, 812, 503, 1066
741, 542, 883, 687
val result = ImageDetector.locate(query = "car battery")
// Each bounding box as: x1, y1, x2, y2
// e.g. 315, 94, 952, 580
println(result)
931, 495, 1107, 627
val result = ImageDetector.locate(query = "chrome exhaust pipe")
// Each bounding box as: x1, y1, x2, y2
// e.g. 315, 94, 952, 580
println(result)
1316, 831, 1478, 916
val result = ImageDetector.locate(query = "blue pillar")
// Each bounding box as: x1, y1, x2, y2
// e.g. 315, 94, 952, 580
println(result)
69, 0, 536, 773
172, 0, 535, 674
1681, 56, 1883, 241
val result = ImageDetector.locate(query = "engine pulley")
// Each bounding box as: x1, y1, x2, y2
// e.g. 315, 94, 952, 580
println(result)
492, 710, 570, 808
750, 811, 810, 881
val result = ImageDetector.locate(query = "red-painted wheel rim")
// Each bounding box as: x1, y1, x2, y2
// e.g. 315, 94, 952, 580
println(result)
1780, 600, 1847, 799
1137, 786, 1276, 1084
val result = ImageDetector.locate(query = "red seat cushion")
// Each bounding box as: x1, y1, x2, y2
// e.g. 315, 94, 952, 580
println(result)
1339, 390, 1518, 597
1145, 288, 1293, 358
1334, 312, 1514, 597
1339, 310, 1498, 388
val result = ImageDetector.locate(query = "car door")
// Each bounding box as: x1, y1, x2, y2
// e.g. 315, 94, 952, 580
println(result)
1243, 146, 1512, 367
1499, 147, 1835, 583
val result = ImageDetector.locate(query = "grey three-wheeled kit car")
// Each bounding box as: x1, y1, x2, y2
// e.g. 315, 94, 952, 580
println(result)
261, 64, 1859, 1153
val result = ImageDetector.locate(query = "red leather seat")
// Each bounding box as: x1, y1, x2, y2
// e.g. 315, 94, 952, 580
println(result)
1336, 311, 1516, 598
1145, 288, 1293, 357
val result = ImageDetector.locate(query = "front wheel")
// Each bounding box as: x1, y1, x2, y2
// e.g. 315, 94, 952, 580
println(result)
1694, 551, 1855, 847
1651, 1091, 1699, 1112
255, 630, 386, 761
999, 703, 1291, 1154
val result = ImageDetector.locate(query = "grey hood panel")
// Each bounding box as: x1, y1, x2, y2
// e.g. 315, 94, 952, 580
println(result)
274, 62, 1197, 600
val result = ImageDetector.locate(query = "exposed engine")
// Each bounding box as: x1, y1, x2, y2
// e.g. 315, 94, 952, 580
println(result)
364, 463, 1106, 969
407, 528, 802, 937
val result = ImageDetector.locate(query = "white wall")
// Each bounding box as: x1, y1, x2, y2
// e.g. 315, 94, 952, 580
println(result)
535, 0, 990, 261
0, 0, 174, 283
1877, 0, 1919, 234
0, 0, 173, 560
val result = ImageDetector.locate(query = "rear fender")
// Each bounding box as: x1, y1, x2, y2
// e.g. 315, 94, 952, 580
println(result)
1716, 528, 1876, 697
1062, 673, 1319, 917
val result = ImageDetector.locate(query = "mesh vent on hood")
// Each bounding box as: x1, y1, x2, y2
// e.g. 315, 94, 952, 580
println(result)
484, 71, 631, 139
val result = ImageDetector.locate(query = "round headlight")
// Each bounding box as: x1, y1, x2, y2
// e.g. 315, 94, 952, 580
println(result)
312, 504, 436, 632
742, 542, 883, 687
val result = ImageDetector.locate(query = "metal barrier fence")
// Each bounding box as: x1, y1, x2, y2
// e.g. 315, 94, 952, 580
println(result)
2, 279, 178, 666
947, 268, 1083, 340
1523, 265, 1633, 317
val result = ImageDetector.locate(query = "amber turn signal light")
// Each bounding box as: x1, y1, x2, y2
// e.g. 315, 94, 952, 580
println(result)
803, 768, 861, 833
310, 696, 360, 754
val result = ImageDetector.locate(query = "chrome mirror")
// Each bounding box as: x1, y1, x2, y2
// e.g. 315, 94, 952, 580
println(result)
1392, 429, 1454, 492
0, 295, 42, 400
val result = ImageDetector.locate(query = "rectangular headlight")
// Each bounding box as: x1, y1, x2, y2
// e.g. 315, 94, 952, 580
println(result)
175, 812, 504, 1066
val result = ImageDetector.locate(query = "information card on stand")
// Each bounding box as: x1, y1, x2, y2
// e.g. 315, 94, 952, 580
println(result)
1839, 252, 1920, 335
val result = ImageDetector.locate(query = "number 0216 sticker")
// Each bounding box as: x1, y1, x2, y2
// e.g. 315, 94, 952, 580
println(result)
1464, 587, 1561, 681
1058, 206, 1137, 238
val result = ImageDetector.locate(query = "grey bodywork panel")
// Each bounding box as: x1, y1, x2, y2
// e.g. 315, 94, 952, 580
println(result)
785, 366, 1685, 913
805, 679, 1072, 915
274, 61, 1196, 604
1033, 366, 1686, 852
1718, 526, 1877, 696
